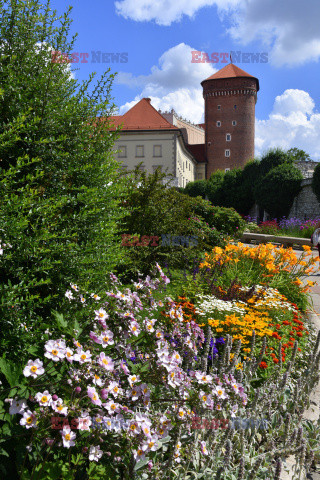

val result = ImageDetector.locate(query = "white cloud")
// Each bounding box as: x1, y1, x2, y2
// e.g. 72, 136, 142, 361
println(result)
115, 0, 320, 67
117, 43, 215, 122
256, 89, 320, 160
228, 0, 320, 66
115, 0, 241, 26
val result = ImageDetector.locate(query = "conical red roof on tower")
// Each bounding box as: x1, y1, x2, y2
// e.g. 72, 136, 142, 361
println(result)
202, 63, 259, 91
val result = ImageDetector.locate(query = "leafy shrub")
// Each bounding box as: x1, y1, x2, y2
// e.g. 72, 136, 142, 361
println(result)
312, 162, 320, 204
0, 0, 127, 362
118, 169, 244, 279
244, 222, 260, 233
183, 179, 207, 198
254, 163, 303, 218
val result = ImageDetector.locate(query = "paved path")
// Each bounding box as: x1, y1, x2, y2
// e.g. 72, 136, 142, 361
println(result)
301, 250, 320, 479
269, 248, 320, 479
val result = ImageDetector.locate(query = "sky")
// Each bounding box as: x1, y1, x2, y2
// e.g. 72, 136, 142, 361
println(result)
51, 0, 320, 160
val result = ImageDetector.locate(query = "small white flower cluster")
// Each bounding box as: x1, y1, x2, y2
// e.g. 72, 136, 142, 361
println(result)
240, 285, 294, 311
195, 294, 245, 316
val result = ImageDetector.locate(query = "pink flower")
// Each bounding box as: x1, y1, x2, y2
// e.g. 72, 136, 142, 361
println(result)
87, 387, 101, 406
98, 352, 114, 371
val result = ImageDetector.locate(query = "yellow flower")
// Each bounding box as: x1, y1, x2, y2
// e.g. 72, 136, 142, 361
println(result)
236, 362, 243, 370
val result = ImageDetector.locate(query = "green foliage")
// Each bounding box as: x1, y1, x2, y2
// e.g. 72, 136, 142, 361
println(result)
258, 147, 293, 178
117, 168, 244, 279
287, 147, 312, 162
0, 0, 127, 361
183, 179, 207, 198
206, 169, 225, 204
312, 163, 320, 204
254, 163, 303, 218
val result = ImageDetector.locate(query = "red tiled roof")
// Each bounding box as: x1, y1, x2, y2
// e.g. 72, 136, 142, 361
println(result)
202, 63, 259, 90
187, 144, 207, 163
108, 98, 178, 131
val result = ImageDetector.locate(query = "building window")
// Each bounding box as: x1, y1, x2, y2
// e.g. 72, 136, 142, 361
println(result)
217, 105, 221, 110
226, 133, 231, 141
136, 145, 144, 157
153, 145, 162, 157
234, 105, 237, 110
118, 146, 127, 158
232, 120, 237, 126
225, 168, 230, 172
225, 149, 230, 157
197, 173, 202, 179
216, 121, 221, 127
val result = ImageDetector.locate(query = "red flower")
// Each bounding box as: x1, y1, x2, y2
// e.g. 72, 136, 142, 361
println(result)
282, 321, 291, 325
273, 358, 279, 364
259, 361, 268, 369
296, 332, 303, 337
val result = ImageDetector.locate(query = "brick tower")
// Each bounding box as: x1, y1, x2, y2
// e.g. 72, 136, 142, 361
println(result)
201, 63, 259, 179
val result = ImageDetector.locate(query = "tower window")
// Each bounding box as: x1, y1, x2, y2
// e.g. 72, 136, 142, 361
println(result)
217, 105, 221, 110
226, 134, 231, 142
232, 120, 237, 126
216, 121, 221, 127
225, 149, 230, 157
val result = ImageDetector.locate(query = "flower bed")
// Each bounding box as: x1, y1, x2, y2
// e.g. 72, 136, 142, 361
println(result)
245, 216, 320, 239
2, 256, 320, 479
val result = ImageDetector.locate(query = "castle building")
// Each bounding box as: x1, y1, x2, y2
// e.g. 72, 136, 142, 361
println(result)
110, 63, 259, 183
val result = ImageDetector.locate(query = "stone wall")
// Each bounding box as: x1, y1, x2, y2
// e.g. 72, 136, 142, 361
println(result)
288, 179, 320, 220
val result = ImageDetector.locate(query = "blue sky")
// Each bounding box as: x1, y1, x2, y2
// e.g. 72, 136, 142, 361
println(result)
51, 0, 320, 160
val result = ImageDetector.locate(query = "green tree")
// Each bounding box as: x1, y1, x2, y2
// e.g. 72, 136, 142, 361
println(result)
258, 148, 292, 178
312, 163, 320, 204
254, 163, 303, 218
0, 0, 126, 359
287, 148, 311, 162
183, 179, 207, 198
206, 169, 225, 205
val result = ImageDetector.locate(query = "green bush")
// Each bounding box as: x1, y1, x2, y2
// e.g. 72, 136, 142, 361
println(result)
312, 163, 320, 204
183, 179, 207, 198
0, 0, 126, 361
118, 169, 245, 279
254, 163, 303, 218
258, 147, 293, 178
206, 170, 225, 204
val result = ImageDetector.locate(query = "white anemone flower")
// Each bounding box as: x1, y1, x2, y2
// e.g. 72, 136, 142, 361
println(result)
61, 426, 76, 448
89, 445, 103, 462
20, 410, 36, 429
23, 359, 44, 378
